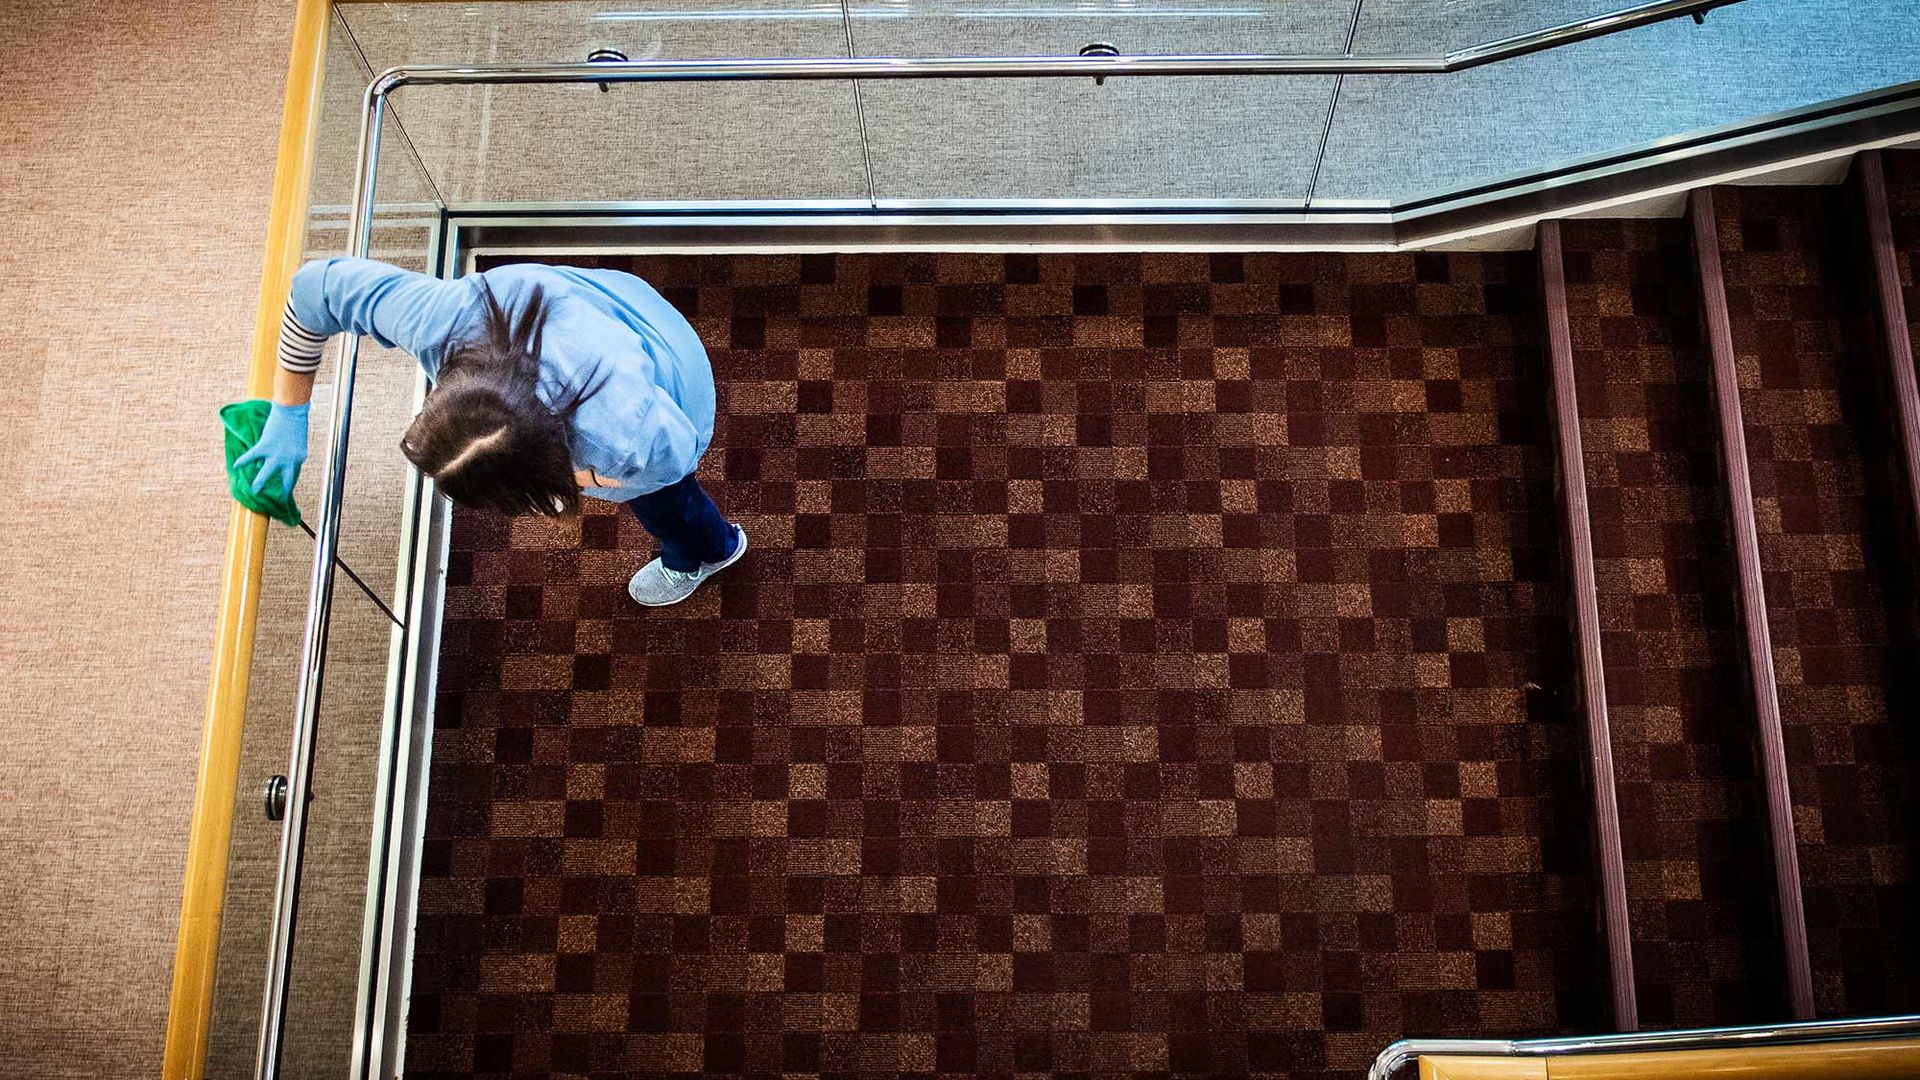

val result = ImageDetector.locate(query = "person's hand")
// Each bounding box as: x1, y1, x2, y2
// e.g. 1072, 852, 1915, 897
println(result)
237, 401, 311, 498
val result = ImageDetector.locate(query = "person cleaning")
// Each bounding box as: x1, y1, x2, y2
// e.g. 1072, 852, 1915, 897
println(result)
237, 257, 745, 607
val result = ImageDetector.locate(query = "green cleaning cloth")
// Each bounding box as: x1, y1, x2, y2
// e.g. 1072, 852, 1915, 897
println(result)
221, 398, 303, 527
218, 400, 402, 627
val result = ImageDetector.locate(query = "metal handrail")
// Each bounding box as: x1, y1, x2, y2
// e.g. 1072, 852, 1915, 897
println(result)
254, 0, 1752, 1074
1368, 1015, 1920, 1080
364, 0, 1740, 93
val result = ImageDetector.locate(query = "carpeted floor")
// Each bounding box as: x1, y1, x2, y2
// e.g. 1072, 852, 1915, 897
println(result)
406, 251, 1602, 1080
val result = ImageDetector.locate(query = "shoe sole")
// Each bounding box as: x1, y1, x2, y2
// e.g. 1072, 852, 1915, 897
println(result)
630, 524, 749, 607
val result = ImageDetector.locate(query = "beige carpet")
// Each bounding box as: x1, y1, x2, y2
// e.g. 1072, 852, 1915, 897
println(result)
0, 1, 295, 1074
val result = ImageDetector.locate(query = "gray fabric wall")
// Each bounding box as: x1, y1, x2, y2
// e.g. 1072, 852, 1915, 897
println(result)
338, 0, 1920, 206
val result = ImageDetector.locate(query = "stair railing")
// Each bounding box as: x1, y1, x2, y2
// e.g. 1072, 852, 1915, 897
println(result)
1369, 1015, 1920, 1080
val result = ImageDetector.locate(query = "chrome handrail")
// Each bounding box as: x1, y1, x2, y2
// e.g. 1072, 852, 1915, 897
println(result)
364, 0, 1741, 93
255, 0, 1754, 1075
1367, 1015, 1920, 1080
253, 76, 390, 1080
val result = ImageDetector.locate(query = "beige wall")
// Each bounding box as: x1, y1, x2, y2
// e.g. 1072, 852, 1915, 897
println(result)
0, 1, 294, 1074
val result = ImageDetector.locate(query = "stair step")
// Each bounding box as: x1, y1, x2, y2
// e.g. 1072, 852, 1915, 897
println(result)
1712, 182, 1920, 1017
1558, 217, 1782, 1027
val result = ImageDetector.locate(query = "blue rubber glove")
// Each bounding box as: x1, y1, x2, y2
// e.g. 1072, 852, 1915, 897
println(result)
236, 401, 311, 498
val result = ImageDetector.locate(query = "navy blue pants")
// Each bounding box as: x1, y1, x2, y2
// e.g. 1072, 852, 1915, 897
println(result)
629, 474, 734, 572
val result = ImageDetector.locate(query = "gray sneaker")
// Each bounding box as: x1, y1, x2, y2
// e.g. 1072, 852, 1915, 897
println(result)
626, 524, 748, 607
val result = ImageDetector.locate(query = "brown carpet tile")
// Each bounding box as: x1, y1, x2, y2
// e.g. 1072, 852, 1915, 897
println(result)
1559, 219, 1783, 1026
1713, 186, 1920, 1017
407, 252, 1600, 1080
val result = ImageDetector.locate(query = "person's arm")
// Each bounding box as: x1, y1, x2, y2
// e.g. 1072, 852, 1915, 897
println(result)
238, 259, 469, 498
268, 364, 316, 408
286, 257, 471, 368
233, 295, 328, 497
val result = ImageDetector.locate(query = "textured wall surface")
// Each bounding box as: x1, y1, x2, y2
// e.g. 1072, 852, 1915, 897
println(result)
0, 6, 439, 1076
337, 0, 1920, 206
0, 1, 294, 1075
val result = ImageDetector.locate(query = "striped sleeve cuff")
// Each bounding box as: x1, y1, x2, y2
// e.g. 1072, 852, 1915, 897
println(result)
277, 302, 329, 374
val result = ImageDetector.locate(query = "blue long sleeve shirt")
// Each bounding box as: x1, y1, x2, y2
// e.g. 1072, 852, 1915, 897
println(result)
284, 257, 715, 501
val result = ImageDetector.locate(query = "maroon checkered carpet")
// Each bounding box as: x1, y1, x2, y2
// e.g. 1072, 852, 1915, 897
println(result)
406, 235, 1917, 1080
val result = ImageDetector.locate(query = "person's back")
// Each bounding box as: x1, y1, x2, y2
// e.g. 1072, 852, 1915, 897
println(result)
459, 262, 717, 501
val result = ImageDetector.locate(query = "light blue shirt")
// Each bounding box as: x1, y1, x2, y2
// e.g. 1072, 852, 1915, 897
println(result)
288, 257, 715, 501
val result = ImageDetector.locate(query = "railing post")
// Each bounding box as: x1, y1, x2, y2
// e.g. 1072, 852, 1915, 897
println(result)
252, 71, 390, 1080
1688, 187, 1816, 1020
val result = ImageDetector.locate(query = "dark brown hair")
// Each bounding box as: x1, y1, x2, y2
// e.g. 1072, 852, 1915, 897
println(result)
401, 282, 579, 517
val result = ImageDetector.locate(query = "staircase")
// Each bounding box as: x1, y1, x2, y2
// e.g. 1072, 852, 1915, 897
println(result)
1559, 174, 1920, 1029
407, 153, 1920, 1080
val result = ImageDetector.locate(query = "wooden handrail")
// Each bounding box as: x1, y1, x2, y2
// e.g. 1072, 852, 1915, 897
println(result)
1421, 1037, 1920, 1079
160, 2, 330, 1076
1422, 1057, 1547, 1080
